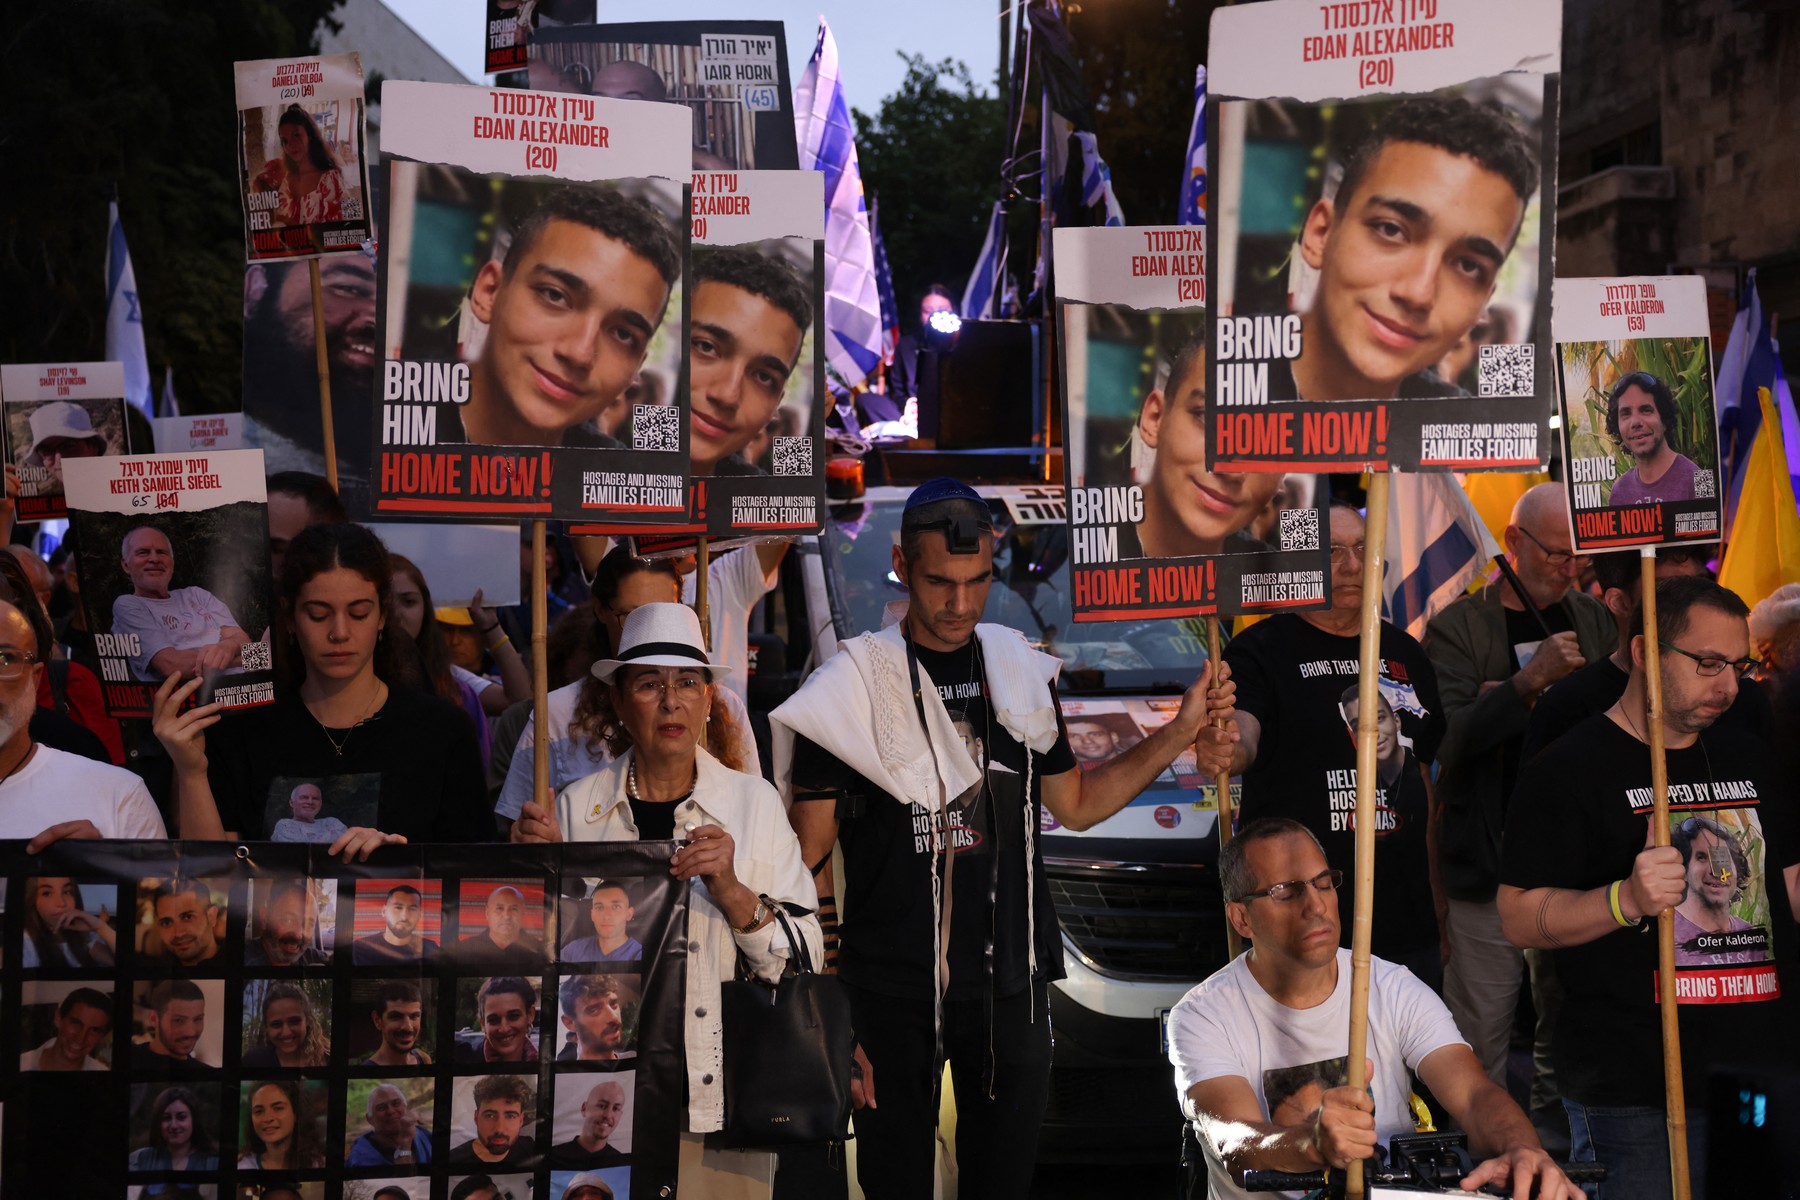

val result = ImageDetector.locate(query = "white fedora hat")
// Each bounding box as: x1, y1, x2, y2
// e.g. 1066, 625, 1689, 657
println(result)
591, 601, 728, 683
27, 401, 105, 459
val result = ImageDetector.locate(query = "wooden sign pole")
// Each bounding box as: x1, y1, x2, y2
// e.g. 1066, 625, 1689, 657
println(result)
306, 258, 339, 491
1205, 616, 1243, 961
694, 536, 712, 648
1641, 547, 1691, 1199
531, 519, 549, 811
1344, 472, 1392, 1200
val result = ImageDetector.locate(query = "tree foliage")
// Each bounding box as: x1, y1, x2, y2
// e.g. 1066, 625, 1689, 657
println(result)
0, 1, 340, 415
854, 55, 1010, 318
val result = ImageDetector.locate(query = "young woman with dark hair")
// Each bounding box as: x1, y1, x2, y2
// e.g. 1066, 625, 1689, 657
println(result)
253, 105, 348, 226
153, 523, 489, 852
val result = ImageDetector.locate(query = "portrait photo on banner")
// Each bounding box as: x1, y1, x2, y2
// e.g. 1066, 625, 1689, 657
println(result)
0, 359, 130, 523
527, 20, 800, 170
233, 53, 374, 262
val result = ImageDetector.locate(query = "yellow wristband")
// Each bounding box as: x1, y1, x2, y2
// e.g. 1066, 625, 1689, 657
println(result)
1608, 880, 1634, 928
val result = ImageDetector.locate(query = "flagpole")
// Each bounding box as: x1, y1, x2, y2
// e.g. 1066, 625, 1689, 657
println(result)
307, 258, 340, 492
1205, 616, 1243, 960
1640, 547, 1691, 1199
1344, 470, 1391, 1200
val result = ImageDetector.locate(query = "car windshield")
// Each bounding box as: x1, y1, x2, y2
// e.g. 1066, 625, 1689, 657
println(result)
823, 489, 1213, 694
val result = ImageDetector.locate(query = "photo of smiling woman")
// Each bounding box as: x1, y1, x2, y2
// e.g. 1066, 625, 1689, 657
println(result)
237, 1079, 328, 1170
128, 1085, 222, 1172
241, 980, 332, 1069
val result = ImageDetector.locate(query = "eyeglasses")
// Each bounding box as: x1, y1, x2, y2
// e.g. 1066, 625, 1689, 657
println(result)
625, 672, 707, 703
0, 649, 38, 682
1658, 640, 1757, 679
1328, 543, 1367, 565
1516, 527, 1580, 567
1233, 868, 1344, 905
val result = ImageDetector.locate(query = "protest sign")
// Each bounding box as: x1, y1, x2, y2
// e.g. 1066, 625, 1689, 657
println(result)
366, 522, 523, 608
241, 253, 378, 517
487, 0, 598, 75
153, 413, 244, 455
1205, 0, 1561, 472
370, 81, 691, 523
1055, 226, 1330, 621
575, 170, 826, 542
528, 21, 800, 170
1553, 276, 1722, 551
234, 54, 375, 263
63, 449, 275, 719
0, 839, 686, 1200
0, 362, 128, 522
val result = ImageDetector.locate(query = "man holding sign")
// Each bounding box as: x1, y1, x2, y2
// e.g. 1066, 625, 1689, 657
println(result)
111, 526, 251, 683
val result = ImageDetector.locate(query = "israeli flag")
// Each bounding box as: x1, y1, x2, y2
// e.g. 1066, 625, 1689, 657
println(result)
105, 200, 154, 418
961, 202, 1007, 320
1178, 66, 1207, 225
1383, 473, 1502, 640
794, 19, 883, 388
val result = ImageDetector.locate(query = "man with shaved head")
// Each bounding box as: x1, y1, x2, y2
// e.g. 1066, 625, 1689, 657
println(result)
549, 1079, 628, 1168
590, 58, 735, 170
1425, 482, 1613, 1143
111, 525, 252, 682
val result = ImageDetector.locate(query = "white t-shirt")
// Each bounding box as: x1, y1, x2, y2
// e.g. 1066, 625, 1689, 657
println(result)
1168, 949, 1465, 1200
451, 663, 498, 694
0, 745, 166, 840
271, 816, 350, 844
495, 679, 762, 820
19, 1038, 108, 1071
111, 586, 243, 680
681, 546, 779, 704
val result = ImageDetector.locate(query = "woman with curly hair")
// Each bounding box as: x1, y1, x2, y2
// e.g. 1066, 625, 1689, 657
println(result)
128, 1086, 220, 1171
241, 983, 329, 1069
237, 1080, 326, 1169
253, 105, 347, 226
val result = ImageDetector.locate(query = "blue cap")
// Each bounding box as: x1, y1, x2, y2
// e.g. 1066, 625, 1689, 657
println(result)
904, 477, 984, 511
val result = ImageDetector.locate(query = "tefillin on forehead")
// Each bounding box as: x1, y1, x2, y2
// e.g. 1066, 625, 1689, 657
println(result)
902, 478, 994, 555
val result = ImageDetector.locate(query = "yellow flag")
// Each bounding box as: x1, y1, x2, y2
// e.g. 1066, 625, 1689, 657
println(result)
1459, 471, 1549, 547
1718, 388, 1800, 607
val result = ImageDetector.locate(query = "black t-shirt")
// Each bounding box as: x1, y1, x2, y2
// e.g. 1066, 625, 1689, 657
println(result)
207, 688, 490, 843
1524, 659, 1774, 765
791, 637, 1077, 1000
1226, 614, 1446, 956
630, 796, 681, 841
1501, 716, 1800, 1105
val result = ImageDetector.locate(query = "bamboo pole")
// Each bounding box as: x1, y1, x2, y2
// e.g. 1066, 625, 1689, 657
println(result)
1206, 616, 1243, 961
1344, 471, 1391, 1200
307, 258, 339, 492
694, 536, 712, 648
1641, 547, 1691, 1199
531, 520, 549, 813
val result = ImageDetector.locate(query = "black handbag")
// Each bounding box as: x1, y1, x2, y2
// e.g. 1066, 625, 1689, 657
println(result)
719, 902, 855, 1148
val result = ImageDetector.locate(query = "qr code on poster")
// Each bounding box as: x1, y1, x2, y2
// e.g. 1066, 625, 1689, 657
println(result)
772, 436, 813, 478
1478, 344, 1534, 397
1279, 507, 1321, 552
632, 404, 680, 451
1694, 469, 1716, 499
240, 641, 272, 671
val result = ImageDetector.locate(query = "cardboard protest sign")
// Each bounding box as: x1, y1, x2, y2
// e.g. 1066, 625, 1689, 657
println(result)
234, 54, 374, 262
0, 362, 128, 522
371, 81, 691, 523
487, 0, 598, 75
574, 170, 826, 542
1205, 0, 1560, 472
153, 412, 243, 455
63, 449, 275, 718
241, 252, 378, 517
528, 21, 800, 170
1554, 276, 1722, 551
1055, 226, 1331, 621
1, 840, 687, 1200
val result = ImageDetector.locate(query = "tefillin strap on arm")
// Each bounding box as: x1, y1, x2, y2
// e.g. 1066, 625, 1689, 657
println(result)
904, 627, 955, 1106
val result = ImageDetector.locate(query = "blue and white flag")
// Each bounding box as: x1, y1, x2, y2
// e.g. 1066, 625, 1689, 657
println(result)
794, 18, 883, 389
961, 201, 1008, 321
1073, 132, 1125, 227
1383, 472, 1502, 640
869, 197, 900, 362
1178, 65, 1207, 225
104, 200, 153, 418
157, 366, 180, 420
1715, 268, 1798, 530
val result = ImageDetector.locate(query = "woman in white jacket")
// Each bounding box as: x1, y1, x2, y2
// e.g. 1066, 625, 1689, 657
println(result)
513, 602, 823, 1194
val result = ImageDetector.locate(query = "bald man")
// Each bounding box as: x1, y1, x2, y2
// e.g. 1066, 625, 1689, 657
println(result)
110, 526, 252, 682
1425, 483, 1613, 1130
452, 885, 544, 969
590, 58, 735, 170
549, 1080, 628, 1168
